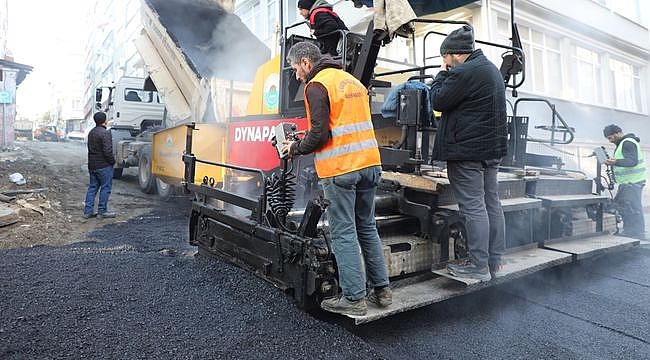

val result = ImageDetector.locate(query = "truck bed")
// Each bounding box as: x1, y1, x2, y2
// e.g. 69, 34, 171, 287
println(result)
143, 0, 270, 81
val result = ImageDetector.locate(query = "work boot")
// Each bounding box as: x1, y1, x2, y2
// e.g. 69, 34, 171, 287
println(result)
447, 260, 491, 281
321, 295, 367, 316
97, 211, 117, 219
367, 286, 392, 308
82, 213, 95, 219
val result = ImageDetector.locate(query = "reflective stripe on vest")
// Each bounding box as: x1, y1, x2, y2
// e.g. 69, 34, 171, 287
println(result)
305, 68, 381, 178
613, 138, 646, 184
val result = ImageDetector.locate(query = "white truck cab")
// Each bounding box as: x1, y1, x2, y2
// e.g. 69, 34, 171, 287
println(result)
95, 76, 169, 195
96, 76, 166, 135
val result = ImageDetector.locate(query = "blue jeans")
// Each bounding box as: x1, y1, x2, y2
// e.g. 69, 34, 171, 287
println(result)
320, 165, 389, 301
446, 159, 506, 268
84, 166, 114, 215
615, 181, 645, 236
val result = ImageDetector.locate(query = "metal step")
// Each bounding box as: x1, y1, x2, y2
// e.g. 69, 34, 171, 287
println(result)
543, 234, 639, 260
347, 234, 638, 324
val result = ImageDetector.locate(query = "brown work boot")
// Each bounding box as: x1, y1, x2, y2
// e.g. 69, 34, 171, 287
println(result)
367, 287, 392, 308
321, 295, 367, 316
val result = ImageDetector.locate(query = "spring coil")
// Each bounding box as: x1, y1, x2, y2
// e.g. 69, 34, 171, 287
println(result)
605, 167, 616, 190
265, 171, 297, 227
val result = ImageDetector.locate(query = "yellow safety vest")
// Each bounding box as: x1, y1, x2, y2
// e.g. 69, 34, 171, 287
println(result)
613, 137, 646, 184
305, 68, 381, 178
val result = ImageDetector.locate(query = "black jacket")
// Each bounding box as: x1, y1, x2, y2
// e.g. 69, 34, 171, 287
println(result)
87, 125, 115, 170
430, 49, 508, 161
614, 133, 641, 167
310, 3, 348, 56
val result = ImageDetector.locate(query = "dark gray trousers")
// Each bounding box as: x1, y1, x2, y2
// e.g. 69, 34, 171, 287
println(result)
615, 182, 645, 237
447, 159, 506, 268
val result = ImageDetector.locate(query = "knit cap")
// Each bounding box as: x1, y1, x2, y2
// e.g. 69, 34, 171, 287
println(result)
440, 25, 475, 55
603, 124, 622, 137
298, 0, 315, 10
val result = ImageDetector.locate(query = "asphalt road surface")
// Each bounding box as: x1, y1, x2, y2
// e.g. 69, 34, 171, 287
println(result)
1, 201, 649, 359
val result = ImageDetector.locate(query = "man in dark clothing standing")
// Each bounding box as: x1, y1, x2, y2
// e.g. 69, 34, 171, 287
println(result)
298, 0, 348, 56
83, 111, 117, 219
430, 25, 508, 281
603, 124, 646, 239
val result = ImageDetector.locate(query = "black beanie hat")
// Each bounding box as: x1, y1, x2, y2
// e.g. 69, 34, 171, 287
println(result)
298, 0, 315, 10
603, 124, 622, 137
440, 25, 475, 55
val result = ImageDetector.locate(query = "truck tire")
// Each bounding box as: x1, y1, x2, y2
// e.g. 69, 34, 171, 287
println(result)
113, 167, 123, 179
138, 153, 156, 194
155, 178, 175, 201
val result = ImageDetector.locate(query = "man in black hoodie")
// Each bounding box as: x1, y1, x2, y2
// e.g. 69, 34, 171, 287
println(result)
603, 124, 646, 239
83, 111, 117, 219
298, 0, 348, 56
430, 25, 508, 281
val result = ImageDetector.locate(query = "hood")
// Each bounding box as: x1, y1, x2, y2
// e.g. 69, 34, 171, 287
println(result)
311, 0, 334, 11
306, 56, 343, 82
621, 133, 641, 143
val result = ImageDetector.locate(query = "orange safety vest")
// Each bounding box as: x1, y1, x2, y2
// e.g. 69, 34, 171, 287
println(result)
305, 68, 381, 178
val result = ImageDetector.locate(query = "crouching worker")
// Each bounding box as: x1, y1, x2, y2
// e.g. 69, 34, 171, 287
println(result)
298, 0, 348, 56
281, 41, 391, 316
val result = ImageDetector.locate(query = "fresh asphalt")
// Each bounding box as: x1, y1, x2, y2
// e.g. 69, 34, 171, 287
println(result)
1, 200, 649, 359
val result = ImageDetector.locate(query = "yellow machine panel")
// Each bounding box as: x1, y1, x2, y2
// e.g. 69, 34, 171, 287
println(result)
152, 123, 227, 186
246, 55, 281, 116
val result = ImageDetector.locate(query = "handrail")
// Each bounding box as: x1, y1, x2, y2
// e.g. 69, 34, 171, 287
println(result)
514, 98, 575, 145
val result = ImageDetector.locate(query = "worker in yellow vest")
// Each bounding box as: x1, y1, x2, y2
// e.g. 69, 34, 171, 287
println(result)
603, 124, 646, 239
281, 41, 391, 316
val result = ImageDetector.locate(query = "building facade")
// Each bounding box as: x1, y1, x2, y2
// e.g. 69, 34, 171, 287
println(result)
83, 0, 146, 125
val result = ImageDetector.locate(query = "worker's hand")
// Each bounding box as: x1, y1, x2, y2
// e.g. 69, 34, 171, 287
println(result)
605, 158, 616, 166
281, 140, 293, 158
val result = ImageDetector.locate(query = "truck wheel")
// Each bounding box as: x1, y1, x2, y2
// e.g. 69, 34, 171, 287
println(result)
138, 153, 156, 194
156, 178, 175, 201
113, 167, 123, 179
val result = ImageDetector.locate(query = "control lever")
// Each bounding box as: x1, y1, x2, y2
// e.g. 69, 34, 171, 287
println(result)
271, 122, 298, 159
592, 146, 615, 190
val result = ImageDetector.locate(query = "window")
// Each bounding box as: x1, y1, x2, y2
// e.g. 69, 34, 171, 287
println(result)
267, 0, 277, 43
609, 58, 642, 112
571, 46, 602, 104
124, 88, 157, 103
511, 23, 562, 95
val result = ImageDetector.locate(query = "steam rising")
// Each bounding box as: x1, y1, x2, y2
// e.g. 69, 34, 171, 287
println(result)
146, 0, 271, 82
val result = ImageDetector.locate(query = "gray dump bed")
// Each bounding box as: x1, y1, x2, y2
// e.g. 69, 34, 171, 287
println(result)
137, 0, 270, 123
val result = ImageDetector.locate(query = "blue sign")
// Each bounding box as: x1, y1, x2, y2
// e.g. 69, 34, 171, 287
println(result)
0, 91, 13, 104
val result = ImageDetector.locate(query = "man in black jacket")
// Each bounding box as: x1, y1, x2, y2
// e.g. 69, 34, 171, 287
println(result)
83, 111, 117, 219
430, 25, 508, 281
298, 0, 348, 56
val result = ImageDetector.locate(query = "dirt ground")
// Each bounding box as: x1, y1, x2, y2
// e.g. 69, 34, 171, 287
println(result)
0, 140, 164, 249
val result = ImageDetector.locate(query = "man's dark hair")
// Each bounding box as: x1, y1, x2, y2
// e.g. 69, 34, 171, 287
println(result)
603, 124, 622, 137
286, 41, 322, 66
93, 111, 107, 125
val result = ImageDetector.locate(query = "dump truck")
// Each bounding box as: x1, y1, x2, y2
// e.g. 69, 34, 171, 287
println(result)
94, 76, 173, 196
138, 0, 640, 324
133, 0, 271, 197
13, 118, 34, 140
